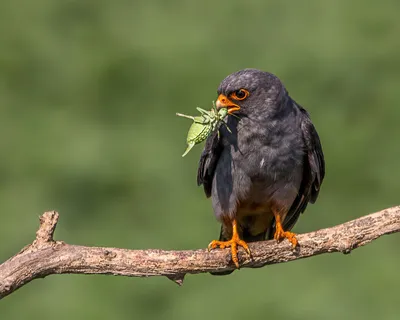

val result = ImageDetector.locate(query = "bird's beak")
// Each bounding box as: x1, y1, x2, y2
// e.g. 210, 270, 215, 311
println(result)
216, 94, 240, 114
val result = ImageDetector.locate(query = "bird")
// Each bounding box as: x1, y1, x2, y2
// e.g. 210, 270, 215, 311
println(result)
197, 69, 325, 275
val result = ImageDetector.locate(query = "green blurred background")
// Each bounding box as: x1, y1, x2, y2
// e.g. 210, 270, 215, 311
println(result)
1, 0, 399, 319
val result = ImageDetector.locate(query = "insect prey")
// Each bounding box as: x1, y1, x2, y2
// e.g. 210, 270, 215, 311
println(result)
176, 102, 231, 157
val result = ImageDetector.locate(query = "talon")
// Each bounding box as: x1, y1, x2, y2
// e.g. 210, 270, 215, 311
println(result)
207, 240, 218, 251
274, 230, 298, 248
207, 220, 250, 269
274, 214, 298, 248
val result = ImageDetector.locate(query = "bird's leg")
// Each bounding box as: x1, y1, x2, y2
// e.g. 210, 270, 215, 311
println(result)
207, 219, 250, 268
273, 213, 298, 248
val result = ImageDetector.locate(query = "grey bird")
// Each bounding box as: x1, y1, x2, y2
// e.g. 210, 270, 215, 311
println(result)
197, 69, 325, 275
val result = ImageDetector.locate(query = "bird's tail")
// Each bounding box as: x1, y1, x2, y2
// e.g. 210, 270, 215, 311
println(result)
210, 226, 268, 276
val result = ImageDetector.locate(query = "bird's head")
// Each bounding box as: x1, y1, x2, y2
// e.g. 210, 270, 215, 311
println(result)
216, 69, 287, 117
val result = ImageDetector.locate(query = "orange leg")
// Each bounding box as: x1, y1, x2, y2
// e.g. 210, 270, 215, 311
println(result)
274, 214, 298, 248
207, 219, 250, 268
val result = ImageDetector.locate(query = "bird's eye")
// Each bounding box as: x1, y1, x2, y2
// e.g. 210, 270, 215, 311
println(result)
231, 89, 249, 100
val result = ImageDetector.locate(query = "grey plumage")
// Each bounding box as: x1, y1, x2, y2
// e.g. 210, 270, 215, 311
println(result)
197, 69, 325, 274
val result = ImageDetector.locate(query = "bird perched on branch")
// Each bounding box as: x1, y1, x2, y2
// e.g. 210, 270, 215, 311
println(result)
197, 69, 325, 275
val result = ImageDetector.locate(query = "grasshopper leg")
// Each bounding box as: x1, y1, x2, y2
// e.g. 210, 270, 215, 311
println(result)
221, 120, 232, 134
176, 113, 195, 120
196, 107, 209, 114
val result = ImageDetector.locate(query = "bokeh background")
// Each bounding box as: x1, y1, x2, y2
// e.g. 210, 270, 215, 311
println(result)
1, 0, 400, 319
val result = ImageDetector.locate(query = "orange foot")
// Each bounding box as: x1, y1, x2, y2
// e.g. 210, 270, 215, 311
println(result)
274, 214, 298, 248
207, 220, 250, 268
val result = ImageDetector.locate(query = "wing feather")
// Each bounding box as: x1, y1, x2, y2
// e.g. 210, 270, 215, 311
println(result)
197, 127, 223, 197
283, 104, 325, 231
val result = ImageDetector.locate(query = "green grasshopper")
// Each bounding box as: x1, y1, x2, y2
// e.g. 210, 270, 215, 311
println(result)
176, 102, 231, 157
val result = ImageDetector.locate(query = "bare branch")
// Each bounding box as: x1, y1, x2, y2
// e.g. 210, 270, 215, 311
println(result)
34, 211, 59, 246
1, 206, 399, 299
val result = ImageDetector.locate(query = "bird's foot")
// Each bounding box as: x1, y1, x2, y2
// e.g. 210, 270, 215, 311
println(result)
273, 212, 299, 248
274, 226, 298, 248
208, 237, 250, 269
208, 219, 251, 268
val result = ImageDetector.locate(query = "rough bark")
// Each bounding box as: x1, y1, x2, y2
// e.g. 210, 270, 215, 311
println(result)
1, 206, 399, 299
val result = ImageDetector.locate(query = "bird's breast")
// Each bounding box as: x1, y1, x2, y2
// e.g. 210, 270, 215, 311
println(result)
220, 115, 304, 183
211, 114, 304, 221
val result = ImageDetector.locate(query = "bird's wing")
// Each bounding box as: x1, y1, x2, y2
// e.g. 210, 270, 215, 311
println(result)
282, 104, 325, 231
197, 125, 223, 197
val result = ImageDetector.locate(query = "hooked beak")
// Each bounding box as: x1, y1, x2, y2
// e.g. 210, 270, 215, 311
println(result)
215, 94, 240, 114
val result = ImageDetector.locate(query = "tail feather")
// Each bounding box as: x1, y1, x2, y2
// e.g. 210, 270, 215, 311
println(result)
242, 227, 268, 242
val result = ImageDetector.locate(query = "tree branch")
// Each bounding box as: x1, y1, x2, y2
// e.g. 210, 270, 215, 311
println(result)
1, 206, 399, 299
